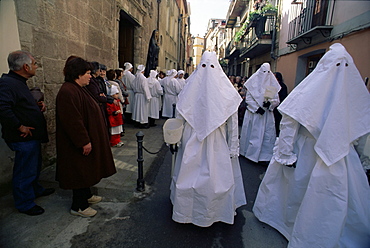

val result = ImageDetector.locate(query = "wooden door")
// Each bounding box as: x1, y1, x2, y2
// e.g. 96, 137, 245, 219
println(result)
119, 12, 135, 68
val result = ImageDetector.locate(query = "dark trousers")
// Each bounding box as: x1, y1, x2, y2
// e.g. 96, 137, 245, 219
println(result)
149, 117, 156, 126
7, 140, 44, 212
71, 188, 92, 211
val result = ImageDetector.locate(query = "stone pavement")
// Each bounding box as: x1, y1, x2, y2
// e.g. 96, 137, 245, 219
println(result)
0, 118, 168, 248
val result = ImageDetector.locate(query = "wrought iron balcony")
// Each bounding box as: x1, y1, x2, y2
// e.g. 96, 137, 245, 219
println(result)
225, 15, 275, 59
287, 0, 333, 47
239, 15, 274, 58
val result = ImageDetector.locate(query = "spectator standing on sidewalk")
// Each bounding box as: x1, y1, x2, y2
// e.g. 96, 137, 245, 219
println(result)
115, 68, 129, 134
85, 61, 110, 131
97, 63, 115, 107
99, 64, 107, 81
0, 50, 54, 216
106, 85, 124, 147
56, 56, 116, 218
106, 69, 125, 105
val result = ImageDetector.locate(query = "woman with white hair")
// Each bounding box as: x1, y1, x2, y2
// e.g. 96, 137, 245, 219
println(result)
131, 65, 151, 128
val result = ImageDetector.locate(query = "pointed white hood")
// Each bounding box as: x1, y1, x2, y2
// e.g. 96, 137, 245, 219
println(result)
278, 43, 370, 166
177, 51, 241, 141
244, 62, 281, 107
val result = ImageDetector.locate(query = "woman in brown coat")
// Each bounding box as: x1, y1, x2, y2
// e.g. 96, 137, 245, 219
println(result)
56, 57, 116, 217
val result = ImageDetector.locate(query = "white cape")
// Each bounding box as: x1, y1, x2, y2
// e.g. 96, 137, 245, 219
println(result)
148, 70, 163, 119
162, 70, 181, 118
131, 72, 151, 124
239, 90, 279, 162
239, 63, 280, 162
122, 70, 135, 113
171, 113, 246, 227
171, 51, 246, 227
253, 43, 370, 247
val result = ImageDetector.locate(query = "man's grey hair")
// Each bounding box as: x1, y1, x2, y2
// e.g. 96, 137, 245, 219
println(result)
7, 50, 33, 71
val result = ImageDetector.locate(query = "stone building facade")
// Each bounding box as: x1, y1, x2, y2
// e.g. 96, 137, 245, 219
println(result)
221, 0, 369, 90
192, 36, 204, 70
0, 0, 189, 190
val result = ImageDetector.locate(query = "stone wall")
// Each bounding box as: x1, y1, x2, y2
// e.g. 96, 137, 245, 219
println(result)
14, 0, 120, 165
0, 0, 166, 190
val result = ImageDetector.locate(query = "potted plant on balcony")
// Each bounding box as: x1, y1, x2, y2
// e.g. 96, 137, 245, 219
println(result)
261, 3, 278, 16
234, 22, 248, 42
248, 11, 261, 27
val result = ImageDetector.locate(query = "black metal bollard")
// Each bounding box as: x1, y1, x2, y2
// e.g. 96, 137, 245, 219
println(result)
136, 131, 145, 192
172, 103, 176, 118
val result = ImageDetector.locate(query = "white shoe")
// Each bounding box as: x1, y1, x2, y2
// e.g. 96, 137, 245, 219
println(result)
70, 207, 97, 217
116, 142, 124, 147
88, 195, 102, 204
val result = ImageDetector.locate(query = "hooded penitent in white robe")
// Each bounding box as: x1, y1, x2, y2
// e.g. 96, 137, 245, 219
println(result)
253, 43, 370, 248
122, 62, 135, 113
162, 69, 182, 118
148, 70, 163, 119
239, 63, 281, 162
131, 65, 152, 124
170, 51, 247, 227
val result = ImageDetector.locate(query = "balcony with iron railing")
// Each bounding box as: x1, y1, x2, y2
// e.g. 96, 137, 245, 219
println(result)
225, 39, 245, 58
239, 15, 275, 58
287, 1, 333, 48
225, 16, 275, 59
225, 7, 277, 59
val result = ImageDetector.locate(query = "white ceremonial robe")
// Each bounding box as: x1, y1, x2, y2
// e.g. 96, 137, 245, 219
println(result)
148, 79, 163, 119
123, 71, 135, 113
239, 90, 279, 162
131, 74, 151, 124
162, 78, 182, 118
177, 78, 186, 91
171, 112, 246, 227
253, 43, 370, 248
253, 116, 370, 248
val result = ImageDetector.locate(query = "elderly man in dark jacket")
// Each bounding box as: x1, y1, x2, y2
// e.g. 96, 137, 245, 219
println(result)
0, 50, 54, 216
